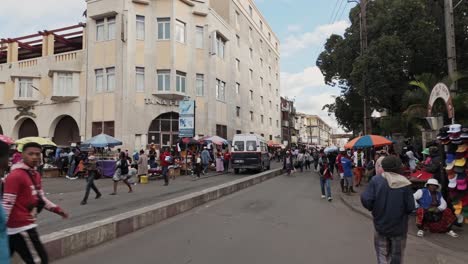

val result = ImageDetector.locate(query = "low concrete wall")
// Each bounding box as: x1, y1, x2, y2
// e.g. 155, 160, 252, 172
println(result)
41, 169, 282, 261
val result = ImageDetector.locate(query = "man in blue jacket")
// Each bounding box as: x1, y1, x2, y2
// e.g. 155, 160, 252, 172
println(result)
361, 156, 415, 264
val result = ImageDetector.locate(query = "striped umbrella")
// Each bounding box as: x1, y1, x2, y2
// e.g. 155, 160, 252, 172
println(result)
345, 135, 393, 149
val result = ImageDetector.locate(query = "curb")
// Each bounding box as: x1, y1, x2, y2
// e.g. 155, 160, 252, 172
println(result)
339, 194, 372, 219
41, 168, 283, 261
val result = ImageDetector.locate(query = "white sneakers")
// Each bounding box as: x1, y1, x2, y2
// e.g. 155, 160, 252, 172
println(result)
327, 197, 333, 202
417, 229, 459, 238
417, 230, 424, 237
447, 230, 459, 238
321, 195, 326, 199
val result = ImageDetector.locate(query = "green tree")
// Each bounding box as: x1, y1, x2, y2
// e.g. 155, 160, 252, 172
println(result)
317, 0, 468, 134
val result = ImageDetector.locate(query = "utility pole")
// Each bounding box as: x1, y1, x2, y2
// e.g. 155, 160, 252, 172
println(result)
444, 0, 458, 92
360, 0, 371, 135
349, 0, 371, 135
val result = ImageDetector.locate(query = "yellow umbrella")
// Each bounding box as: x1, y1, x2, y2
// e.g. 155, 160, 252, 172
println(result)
16, 137, 56, 152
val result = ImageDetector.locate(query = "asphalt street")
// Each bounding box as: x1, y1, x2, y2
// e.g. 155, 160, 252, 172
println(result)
38, 163, 281, 234
55, 170, 468, 264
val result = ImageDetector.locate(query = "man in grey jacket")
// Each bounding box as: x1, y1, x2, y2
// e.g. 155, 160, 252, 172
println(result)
201, 147, 212, 175
361, 156, 415, 264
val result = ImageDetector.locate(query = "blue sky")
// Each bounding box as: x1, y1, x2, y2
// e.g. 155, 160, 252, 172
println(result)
0, 0, 354, 130
254, 0, 353, 131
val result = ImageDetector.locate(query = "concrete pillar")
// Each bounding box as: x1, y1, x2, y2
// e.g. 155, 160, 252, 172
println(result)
47, 34, 55, 56
7, 42, 18, 63
82, 27, 87, 49
42, 35, 48, 56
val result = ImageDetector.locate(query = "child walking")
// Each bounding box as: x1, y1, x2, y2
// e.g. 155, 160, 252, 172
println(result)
319, 158, 333, 201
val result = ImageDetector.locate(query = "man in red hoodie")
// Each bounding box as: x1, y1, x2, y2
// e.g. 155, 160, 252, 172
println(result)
159, 148, 171, 186
3, 142, 68, 263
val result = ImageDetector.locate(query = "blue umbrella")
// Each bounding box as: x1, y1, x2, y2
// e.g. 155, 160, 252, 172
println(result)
82, 134, 122, 148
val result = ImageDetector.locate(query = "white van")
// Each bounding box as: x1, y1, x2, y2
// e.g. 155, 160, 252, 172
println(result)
231, 134, 271, 173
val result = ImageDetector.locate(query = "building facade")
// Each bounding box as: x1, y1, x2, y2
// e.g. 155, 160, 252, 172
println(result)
280, 97, 297, 146
296, 113, 332, 147
0, 0, 281, 150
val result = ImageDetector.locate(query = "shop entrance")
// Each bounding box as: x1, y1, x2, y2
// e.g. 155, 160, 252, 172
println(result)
53, 115, 80, 146
148, 112, 179, 147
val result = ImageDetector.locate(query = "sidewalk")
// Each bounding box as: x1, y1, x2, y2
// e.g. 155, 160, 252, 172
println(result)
338, 180, 467, 252
38, 162, 282, 235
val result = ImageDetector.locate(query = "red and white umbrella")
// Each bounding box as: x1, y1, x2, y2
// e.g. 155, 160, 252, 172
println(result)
199, 136, 228, 146
0, 135, 14, 145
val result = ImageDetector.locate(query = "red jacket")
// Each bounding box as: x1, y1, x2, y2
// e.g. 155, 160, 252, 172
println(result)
336, 154, 344, 173
2, 163, 63, 230
160, 151, 171, 167
223, 153, 231, 160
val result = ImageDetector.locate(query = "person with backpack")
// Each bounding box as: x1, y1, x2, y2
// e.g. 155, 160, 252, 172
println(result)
3, 142, 68, 263
80, 152, 102, 205
110, 152, 133, 195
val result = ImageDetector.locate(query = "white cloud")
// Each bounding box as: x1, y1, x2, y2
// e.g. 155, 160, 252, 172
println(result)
281, 20, 349, 57
287, 24, 302, 33
281, 66, 342, 132
0, 0, 86, 38
280, 66, 325, 97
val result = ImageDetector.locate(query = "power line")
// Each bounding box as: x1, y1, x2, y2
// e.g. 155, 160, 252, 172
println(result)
331, 0, 345, 24
328, 0, 341, 24
337, 2, 349, 21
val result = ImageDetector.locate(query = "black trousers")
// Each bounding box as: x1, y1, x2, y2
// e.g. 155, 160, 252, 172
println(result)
83, 172, 101, 202
10, 228, 48, 264
162, 166, 169, 184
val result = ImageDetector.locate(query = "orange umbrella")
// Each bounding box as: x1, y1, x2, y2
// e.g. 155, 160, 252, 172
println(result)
345, 135, 393, 149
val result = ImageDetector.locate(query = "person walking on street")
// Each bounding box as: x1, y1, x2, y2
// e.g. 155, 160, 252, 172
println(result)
201, 147, 211, 175
361, 156, 415, 264
0, 141, 11, 264
110, 152, 134, 194
313, 151, 319, 171
353, 148, 366, 187
297, 151, 305, 172
341, 153, 356, 193
336, 148, 345, 192
3, 142, 69, 263
194, 152, 202, 179
284, 151, 294, 176
223, 150, 231, 173
304, 151, 311, 170
137, 150, 148, 183
160, 148, 172, 186
319, 158, 333, 201
80, 153, 102, 205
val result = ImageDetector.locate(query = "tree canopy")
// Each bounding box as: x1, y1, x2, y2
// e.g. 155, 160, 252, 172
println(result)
317, 0, 468, 134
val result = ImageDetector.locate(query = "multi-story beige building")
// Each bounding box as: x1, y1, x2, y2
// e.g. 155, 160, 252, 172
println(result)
296, 113, 332, 147
0, 0, 281, 150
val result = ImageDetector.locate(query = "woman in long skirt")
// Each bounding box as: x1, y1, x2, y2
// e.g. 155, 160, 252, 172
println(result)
216, 152, 224, 172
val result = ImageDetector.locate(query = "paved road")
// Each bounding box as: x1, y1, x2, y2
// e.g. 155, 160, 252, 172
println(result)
56, 170, 468, 264
37, 162, 282, 234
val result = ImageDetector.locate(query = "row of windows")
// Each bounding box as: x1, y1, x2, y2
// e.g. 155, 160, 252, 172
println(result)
96, 16, 204, 47
235, 106, 279, 127
95, 68, 279, 106
14, 73, 76, 99
239, 5, 278, 52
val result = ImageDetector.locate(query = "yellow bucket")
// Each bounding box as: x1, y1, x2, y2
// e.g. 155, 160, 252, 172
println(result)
140, 175, 148, 184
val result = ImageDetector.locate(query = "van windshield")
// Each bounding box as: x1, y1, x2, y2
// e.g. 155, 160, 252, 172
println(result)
246, 141, 256, 151
233, 141, 244, 151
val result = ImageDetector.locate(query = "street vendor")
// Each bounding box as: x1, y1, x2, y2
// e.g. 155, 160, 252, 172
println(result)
414, 179, 459, 238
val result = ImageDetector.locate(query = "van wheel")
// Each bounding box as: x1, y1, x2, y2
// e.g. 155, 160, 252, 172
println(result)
234, 169, 240, 174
